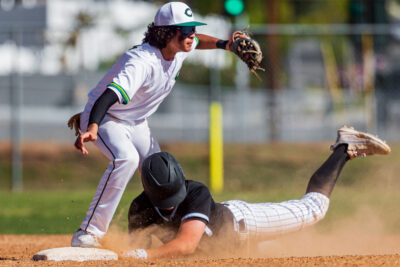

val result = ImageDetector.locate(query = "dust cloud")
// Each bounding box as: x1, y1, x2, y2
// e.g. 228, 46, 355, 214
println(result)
100, 207, 177, 256
100, 205, 400, 259
256, 206, 400, 258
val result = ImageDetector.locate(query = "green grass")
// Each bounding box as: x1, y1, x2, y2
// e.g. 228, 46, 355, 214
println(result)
0, 190, 139, 234
2, 188, 400, 235
0, 190, 308, 234
0, 189, 288, 234
1, 142, 399, 234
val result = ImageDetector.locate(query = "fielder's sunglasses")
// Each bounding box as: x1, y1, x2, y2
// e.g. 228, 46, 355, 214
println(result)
178, 26, 196, 36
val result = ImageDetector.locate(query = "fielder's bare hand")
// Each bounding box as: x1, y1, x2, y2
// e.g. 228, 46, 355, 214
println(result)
74, 124, 98, 155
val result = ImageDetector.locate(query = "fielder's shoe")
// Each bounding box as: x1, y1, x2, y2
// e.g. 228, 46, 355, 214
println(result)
71, 229, 100, 247
330, 125, 391, 159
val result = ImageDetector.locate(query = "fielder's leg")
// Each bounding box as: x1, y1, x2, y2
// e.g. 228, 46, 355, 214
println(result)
72, 118, 140, 248
129, 120, 161, 173
72, 118, 160, 247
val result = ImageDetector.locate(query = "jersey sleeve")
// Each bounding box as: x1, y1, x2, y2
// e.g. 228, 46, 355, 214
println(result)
107, 60, 149, 105
180, 182, 213, 224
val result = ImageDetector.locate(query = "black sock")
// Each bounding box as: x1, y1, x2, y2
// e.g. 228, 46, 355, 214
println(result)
306, 144, 350, 197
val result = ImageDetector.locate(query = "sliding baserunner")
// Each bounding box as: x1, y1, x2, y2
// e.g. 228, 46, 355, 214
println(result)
124, 126, 390, 259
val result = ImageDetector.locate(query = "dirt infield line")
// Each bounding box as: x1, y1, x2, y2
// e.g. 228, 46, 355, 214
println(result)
1, 235, 400, 266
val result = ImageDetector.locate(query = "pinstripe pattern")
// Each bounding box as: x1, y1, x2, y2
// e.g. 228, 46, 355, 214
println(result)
223, 192, 329, 242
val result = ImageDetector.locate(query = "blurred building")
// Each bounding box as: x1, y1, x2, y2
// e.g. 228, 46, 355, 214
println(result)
0, 0, 159, 74
0, 0, 230, 75
0, 0, 399, 143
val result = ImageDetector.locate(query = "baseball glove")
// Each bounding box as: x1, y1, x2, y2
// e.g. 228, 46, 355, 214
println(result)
229, 28, 265, 81
67, 112, 82, 136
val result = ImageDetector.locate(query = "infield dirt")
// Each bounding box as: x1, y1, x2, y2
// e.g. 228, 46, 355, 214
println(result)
1, 234, 400, 266
1, 143, 400, 265
2, 209, 400, 267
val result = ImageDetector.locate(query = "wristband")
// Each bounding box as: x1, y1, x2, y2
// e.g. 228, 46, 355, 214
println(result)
216, 39, 228, 50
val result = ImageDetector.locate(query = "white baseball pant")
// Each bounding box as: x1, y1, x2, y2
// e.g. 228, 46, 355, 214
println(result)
223, 192, 330, 242
79, 114, 160, 238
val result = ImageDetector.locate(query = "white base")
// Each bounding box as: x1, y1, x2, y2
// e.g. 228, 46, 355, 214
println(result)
33, 247, 118, 261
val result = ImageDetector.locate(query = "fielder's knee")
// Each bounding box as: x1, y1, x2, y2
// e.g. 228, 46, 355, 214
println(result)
114, 154, 139, 168
109, 155, 139, 187
125, 154, 140, 169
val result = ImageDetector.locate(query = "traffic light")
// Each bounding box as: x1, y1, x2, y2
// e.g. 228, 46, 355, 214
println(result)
349, 0, 388, 51
349, 1, 364, 24
224, 0, 244, 16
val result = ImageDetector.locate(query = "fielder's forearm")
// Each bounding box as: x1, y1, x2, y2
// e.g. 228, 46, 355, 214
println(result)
196, 34, 228, 50
88, 89, 118, 126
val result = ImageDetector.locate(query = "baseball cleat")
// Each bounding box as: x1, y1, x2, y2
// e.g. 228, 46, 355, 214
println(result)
330, 125, 391, 159
71, 229, 100, 248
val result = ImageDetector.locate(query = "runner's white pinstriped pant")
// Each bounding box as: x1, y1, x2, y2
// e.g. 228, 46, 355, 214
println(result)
223, 192, 329, 242
79, 114, 160, 238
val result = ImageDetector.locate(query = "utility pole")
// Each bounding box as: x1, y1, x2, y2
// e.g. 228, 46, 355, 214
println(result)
266, 0, 280, 141
10, 28, 23, 192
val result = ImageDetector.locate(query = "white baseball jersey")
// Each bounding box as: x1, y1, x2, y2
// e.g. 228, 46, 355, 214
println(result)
82, 36, 199, 124
79, 37, 200, 238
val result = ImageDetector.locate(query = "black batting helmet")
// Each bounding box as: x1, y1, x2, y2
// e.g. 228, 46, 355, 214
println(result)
141, 152, 187, 209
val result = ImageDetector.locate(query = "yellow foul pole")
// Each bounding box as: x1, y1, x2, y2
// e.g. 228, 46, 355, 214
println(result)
209, 101, 223, 193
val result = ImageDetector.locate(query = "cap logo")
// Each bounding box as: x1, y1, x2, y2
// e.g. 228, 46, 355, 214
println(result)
184, 8, 193, 17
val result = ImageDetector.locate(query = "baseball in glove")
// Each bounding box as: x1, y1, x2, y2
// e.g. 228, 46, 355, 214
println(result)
67, 112, 82, 136
229, 28, 265, 81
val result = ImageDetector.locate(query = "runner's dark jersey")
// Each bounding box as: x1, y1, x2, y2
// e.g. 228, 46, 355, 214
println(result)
128, 180, 233, 237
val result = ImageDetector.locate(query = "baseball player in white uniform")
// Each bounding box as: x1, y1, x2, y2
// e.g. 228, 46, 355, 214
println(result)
122, 126, 390, 260
70, 2, 245, 247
